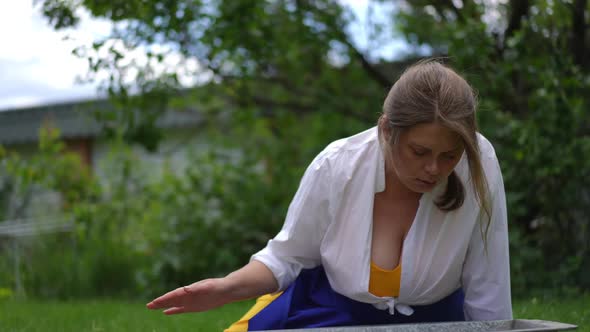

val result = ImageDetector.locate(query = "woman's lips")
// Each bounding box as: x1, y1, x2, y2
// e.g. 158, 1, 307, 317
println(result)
416, 178, 436, 186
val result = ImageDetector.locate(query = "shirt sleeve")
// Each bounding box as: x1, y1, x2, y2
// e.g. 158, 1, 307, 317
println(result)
461, 163, 513, 321
251, 154, 332, 291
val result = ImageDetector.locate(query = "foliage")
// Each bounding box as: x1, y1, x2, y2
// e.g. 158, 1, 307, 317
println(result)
0, 126, 100, 298
0, 109, 365, 299
83, 113, 365, 298
0, 127, 97, 218
0, 287, 13, 300
31, 0, 390, 153
0, 132, 154, 299
32, 0, 590, 296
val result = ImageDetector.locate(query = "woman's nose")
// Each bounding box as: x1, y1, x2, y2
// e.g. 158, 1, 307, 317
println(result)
425, 159, 439, 175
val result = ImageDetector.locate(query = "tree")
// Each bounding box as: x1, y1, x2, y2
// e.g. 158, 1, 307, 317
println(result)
36, 0, 590, 294
37, 0, 400, 149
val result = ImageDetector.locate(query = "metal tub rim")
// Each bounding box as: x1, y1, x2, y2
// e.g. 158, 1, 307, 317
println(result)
257, 319, 578, 331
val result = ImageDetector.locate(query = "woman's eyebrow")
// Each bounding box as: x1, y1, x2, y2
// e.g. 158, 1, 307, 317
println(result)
410, 143, 430, 150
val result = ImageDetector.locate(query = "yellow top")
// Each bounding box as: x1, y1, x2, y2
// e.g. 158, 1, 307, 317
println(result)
368, 261, 401, 297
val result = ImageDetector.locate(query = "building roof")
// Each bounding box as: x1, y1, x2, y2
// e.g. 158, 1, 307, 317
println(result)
0, 98, 202, 145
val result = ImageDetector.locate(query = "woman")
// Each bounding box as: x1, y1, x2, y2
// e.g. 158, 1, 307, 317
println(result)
147, 60, 512, 330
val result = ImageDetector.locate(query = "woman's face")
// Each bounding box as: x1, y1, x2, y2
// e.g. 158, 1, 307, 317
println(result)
391, 122, 465, 193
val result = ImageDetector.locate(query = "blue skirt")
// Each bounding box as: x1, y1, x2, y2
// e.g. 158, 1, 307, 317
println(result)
248, 266, 465, 330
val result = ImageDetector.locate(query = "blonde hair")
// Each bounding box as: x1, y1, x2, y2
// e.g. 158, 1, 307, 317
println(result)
378, 60, 491, 232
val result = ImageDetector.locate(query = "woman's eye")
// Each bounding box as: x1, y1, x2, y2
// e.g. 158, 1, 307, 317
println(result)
445, 154, 457, 160
412, 149, 426, 156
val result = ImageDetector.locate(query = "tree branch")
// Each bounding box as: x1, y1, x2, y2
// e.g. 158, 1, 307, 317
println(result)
571, 0, 588, 68
503, 0, 531, 48
340, 38, 393, 89
296, 1, 394, 90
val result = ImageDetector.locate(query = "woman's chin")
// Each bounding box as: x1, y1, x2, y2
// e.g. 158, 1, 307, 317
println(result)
409, 179, 437, 193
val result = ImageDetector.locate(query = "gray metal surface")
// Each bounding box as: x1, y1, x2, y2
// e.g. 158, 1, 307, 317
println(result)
258, 320, 577, 332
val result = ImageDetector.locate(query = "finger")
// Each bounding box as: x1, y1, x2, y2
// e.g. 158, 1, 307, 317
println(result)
183, 279, 210, 293
163, 306, 186, 315
147, 301, 163, 309
147, 287, 191, 309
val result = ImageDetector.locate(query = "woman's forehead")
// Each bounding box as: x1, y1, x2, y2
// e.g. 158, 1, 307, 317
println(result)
402, 123, 464, 151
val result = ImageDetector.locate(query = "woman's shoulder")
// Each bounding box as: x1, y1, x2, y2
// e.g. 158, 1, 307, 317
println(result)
317, 127, 380, 162
307, 126, 381, 178
476, 132, 499, 161
455, 132, 502, 188
475, 132, 504, 190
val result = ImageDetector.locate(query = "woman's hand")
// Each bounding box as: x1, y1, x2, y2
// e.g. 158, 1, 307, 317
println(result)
146, 278, 233, 315
146, 260, 278, 315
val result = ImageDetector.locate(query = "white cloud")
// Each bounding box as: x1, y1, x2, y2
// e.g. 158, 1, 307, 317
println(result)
0, 1, 205, 111
0, 2, 111, 110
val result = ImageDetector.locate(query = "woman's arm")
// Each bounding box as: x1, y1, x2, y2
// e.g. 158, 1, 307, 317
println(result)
461, 165, 513, 320
249, 153, 333, 291
147, 260, 278, 315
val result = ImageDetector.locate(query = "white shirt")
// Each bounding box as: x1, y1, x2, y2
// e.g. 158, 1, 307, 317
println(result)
251, 126, 512, 321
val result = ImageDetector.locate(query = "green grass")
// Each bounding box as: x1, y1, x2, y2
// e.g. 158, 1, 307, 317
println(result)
0, 295, 587, 331
0, 298, 254, 332
513, 295, 588, 331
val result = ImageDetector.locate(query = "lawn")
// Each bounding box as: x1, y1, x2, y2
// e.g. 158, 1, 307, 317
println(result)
1, 295, 588, 331
0, 298, 254, 332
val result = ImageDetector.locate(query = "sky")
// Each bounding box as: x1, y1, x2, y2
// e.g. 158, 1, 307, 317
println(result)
0, 1, 112, 110
0, 1, 407, 111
